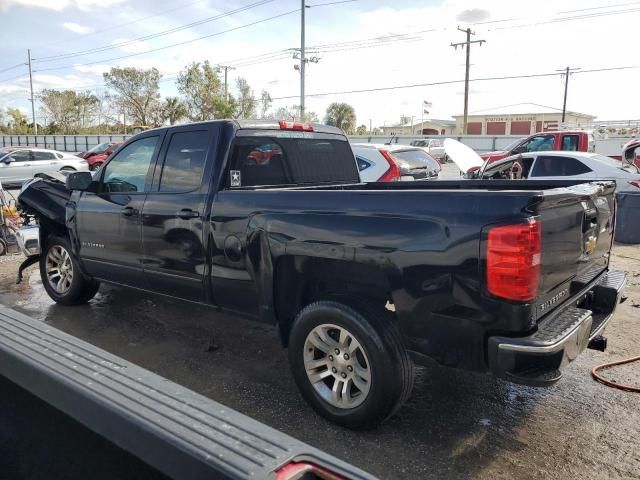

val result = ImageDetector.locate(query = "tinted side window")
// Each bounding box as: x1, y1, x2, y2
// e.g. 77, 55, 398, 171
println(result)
159, 130, 209, 192
561, 135, 579, 151
9, 151, 31, 162
531, 156, 592, 177
32, 151, 56, 161
356, 156, 371, 171
103, 136, 159, 193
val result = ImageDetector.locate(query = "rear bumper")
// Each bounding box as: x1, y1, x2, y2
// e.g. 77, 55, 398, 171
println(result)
487, 269, 626, 386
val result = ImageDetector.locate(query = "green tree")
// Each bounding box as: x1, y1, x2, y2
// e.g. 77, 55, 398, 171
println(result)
162, 97, 188, 125
235, 77, 257, 119
38, 89, 98, 133
324, 102, 356, 134
103, 67, 162, 126
356, 124, 368, 135
176, 61, 229, 121
7, 107, 29, 134
259, 89, 272, 118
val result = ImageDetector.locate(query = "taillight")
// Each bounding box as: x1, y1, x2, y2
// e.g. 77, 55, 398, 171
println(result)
627, 180, 640, 189
487, 219, 541, 302
275, 462, 345, 480
378, 149, 401, 182
279, 120, 314, 132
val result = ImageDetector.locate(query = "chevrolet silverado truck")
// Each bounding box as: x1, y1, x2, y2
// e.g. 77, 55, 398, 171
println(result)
16, 120, 626, 429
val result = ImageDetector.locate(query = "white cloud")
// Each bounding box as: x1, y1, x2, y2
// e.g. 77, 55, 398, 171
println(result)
73, 64, 112, 75
1, 0, 125, 11
63, 22, 94, 34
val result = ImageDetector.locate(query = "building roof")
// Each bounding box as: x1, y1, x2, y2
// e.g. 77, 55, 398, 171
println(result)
453, 103, 596, 119
383, 119, 456, 128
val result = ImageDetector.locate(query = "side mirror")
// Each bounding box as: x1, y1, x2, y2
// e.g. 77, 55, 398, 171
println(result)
66, 171, 94, 191
512, 145, 527, 154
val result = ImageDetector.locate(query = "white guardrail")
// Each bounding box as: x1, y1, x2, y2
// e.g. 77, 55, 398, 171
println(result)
0, 133, 524, 153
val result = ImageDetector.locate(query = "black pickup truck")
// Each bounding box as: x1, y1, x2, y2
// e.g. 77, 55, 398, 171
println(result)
17, 120, 625, 429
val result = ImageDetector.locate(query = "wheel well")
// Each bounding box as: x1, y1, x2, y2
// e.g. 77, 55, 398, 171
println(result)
274, 256, 392, 346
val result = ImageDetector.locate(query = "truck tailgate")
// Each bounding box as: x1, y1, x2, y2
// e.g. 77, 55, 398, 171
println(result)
535, 182, 616, 316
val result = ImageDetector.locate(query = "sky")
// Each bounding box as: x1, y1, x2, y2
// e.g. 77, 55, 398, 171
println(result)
0, 0, 638, 128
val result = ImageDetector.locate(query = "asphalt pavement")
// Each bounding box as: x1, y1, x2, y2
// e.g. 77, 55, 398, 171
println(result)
0, 219, 638, 479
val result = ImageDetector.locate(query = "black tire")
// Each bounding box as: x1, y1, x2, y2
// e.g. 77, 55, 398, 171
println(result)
60, 167, 76, 172
288, 300, 414, 429
89, 163, 102, 172
0, 239, 7, 256
40, 235, 100, 305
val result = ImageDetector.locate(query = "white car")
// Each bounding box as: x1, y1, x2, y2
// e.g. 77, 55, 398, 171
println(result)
444, 138, 640, 192
409, 139, 447, 161
0, 148, 89, 187
352, 143, 441, 182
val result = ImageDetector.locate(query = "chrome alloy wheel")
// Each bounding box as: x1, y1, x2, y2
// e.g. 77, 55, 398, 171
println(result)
45, 245, 74, 294
303, 323, 371, 409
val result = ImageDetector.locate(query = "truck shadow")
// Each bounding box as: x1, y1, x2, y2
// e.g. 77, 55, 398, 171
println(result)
12, 280, 547, 480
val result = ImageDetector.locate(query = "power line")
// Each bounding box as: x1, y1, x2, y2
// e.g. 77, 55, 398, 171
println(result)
34, 0, 275, 62
269, 66, 640, 100
45, 0, 213, 47
0, 63, 25, 75
32, 9, 300, 73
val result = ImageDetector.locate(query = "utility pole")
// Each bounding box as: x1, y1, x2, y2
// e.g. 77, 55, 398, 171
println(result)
219, 65, 236, 103
556, 66, 580, 124
451, 27, 485, 134
27, 49, 37, 135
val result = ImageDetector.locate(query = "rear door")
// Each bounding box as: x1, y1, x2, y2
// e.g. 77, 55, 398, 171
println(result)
141, 125, 216, 301
31, 150, 61, 176
75, 132, 164, 287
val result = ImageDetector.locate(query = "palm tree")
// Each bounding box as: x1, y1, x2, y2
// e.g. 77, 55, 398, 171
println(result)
163, 97, 188, 125
324, 102, 356, 134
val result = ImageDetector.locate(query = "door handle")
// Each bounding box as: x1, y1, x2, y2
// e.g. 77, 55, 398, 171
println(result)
122, 206, 135, 217
177, 209, 199, 219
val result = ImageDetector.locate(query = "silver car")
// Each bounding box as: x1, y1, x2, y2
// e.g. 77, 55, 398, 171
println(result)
0, 148, 89, 187
474, 151, 640, 192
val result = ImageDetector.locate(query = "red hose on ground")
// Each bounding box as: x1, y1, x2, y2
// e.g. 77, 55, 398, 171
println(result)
591, 355, 640, 392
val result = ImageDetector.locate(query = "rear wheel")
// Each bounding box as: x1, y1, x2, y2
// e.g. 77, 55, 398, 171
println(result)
288, 300, 414, 429
40, 235, 100, 305
89, 163, 102, 172
60, 166, 76, 172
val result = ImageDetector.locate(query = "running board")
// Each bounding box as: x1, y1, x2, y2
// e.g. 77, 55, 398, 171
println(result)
0, 305, 375, 480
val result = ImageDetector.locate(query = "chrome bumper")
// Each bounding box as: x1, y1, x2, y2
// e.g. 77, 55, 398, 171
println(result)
487, 269, 626, 387
15, 225, 40, 257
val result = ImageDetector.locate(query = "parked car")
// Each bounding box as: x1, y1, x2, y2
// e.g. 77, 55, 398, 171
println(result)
77, 141, 123, 171
352, 143, 441, 182
447, 138, 640, 192
0, 148, 89, 187
409, 139, 447, 161
17, 120, 625, 429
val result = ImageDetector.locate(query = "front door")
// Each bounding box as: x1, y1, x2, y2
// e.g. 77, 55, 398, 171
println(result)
0, 150, 33, 184
141, 126, 214, 302
75, 133, 163, 288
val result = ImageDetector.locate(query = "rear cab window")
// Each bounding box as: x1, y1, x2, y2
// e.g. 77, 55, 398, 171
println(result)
228, 131, 359, 188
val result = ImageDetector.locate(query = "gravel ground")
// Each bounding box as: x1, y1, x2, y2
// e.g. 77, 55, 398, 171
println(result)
0, 243, 638, 480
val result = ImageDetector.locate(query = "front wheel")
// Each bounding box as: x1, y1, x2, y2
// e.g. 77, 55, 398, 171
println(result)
40, 235, 100, 305
288, 300, 414, 429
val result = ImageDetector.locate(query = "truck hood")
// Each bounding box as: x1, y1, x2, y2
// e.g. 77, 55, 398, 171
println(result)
443, 138, 484, 173
17, 176, 71, 226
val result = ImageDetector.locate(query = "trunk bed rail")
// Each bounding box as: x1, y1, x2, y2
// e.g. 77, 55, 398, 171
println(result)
0, 305, 375, 480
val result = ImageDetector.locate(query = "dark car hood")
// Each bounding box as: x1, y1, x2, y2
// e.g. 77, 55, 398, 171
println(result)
18, 177, 71, 226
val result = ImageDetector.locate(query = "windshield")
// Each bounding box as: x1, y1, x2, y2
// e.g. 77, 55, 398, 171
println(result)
88, 142, 110, 154
501, 139, 524, 152
391, 149, 440, 170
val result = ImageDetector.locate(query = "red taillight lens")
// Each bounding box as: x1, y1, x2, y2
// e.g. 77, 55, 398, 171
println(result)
487, 219, 541, 302
627, 180, 640, 189
275, 462, 345, 480
378, 149, 401, 182
279, 120, 314, 131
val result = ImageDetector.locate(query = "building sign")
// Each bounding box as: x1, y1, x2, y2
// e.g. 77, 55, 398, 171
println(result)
484, 115, 536, 122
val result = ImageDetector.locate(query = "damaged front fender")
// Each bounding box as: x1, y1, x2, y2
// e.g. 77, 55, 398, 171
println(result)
18, 177, 71, 227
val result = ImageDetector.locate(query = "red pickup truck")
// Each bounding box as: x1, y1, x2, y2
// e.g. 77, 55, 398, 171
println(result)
480, 131, 593, 164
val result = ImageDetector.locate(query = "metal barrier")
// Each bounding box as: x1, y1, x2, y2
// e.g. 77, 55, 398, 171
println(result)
0, 134, 129, 153
1, 133, 523, 154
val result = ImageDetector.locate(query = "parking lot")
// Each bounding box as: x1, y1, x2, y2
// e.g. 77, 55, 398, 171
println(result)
0, 241, 638, 480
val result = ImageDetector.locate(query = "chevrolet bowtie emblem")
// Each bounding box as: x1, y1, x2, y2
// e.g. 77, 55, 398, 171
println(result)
585, 236, 597, 254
